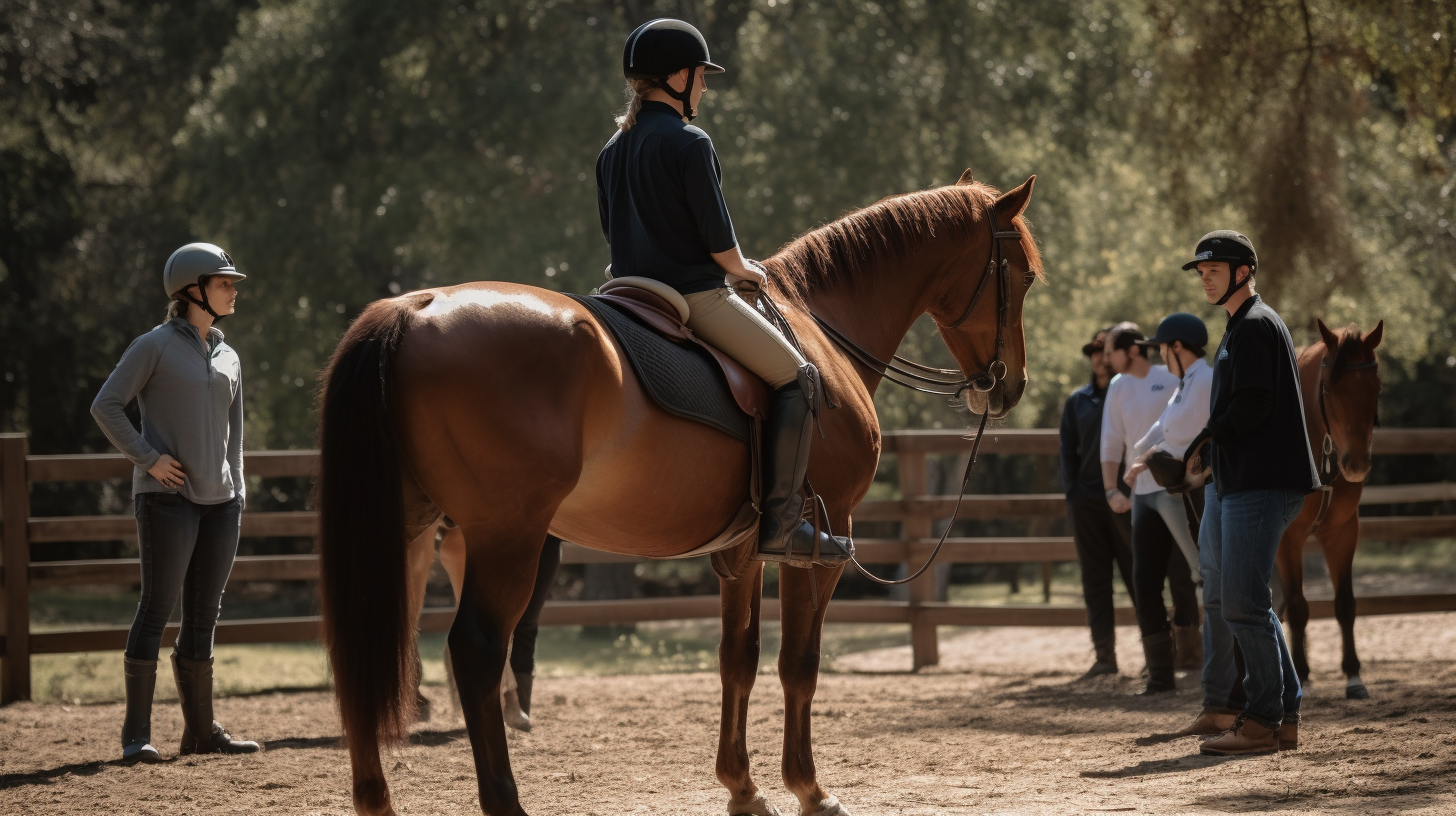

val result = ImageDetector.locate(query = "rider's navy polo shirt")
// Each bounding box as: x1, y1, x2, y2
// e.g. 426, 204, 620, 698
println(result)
596, 101, 738, 295
1203, 295, 1321, 498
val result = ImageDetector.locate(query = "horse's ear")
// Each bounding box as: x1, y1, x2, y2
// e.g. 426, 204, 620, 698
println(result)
1316, 318, 1339, 351
957, 168, 975, 185
1363, 319, 1384, 351
994, 175, 1035, 220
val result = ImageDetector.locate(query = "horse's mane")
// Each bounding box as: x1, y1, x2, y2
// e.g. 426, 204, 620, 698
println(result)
1328, 324, 1374, 381
766, 182, 1044, 308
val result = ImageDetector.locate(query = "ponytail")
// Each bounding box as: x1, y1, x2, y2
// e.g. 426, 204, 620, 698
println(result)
615, 78, 656, 131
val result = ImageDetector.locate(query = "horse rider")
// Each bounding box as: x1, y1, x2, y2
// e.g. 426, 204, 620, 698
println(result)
596, 19, 852, 567
1099, 323, 1199, 694
1059, 327, 1137, 678
1121, 313, 1213, 688
1176, 231, 1320, 755
91, 243, 260, 761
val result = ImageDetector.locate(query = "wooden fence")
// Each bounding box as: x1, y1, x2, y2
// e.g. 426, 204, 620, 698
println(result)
3, 428, 1455, 703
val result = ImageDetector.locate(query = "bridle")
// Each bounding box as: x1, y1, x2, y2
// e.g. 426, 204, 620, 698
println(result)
802, 210, 1028, 585
1311, 353, 1379, 528
810, 213, 1023, 399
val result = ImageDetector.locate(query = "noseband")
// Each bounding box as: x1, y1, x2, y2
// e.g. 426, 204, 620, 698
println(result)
811, 214, 1023, 399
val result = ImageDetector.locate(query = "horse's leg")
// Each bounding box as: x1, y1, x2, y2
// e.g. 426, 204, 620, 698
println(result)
778, 564, 849, 816
439, 523, 466, 717
716, 560, 777, 816
1321, 520, 1367, 699
1274, 530, 1311, 684
450, 522, 547, 816
406, 521, 440, 722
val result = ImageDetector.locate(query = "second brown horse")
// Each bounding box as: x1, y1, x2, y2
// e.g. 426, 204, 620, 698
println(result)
1275, 319, 1383, 700
316, 171, 1041, 816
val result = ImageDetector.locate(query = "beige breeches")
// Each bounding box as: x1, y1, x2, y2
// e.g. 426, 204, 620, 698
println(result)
682, 287, 806, 389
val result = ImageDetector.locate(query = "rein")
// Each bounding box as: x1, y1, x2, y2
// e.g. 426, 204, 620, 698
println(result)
1311, 354, 1379, 529
808, 213, 1023, 586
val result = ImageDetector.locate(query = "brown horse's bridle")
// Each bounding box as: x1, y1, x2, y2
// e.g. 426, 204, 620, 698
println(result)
801, 213, 1026, 585
1311, 354, 1379, 529
810, 214, 1023, 399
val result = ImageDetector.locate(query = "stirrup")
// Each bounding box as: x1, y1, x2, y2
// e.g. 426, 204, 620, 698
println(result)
755, 520, 854, 568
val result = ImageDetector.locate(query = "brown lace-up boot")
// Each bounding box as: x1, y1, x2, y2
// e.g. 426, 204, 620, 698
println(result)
1172, 706, 1240, 737
1173, 624, 1202, 671
172, 653, 261, 755
1199, 715, 1279, 756
1277, 719, 1298, 750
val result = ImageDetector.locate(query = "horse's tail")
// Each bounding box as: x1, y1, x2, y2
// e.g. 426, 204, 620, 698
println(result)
316, 294, 425, 747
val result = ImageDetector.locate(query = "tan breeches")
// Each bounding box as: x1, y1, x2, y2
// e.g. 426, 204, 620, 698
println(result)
682, 287, 806, 389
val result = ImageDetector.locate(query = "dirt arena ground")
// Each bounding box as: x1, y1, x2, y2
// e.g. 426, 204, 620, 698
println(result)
2, 613, 1453, 815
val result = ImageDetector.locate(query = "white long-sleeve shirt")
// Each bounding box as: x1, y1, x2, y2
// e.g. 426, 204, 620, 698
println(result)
1134, 357, 1214, 460
1100, 364, 1181, 495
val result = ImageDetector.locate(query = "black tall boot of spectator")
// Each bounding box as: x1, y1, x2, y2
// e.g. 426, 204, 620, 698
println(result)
121, 657, 161, 762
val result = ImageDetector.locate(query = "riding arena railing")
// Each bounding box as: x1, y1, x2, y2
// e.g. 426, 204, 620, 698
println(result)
3, 428, 1455, 703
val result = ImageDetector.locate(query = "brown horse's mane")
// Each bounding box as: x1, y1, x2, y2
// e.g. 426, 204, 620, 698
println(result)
1327, 324, 1375, 382
766, 182, 1044, 308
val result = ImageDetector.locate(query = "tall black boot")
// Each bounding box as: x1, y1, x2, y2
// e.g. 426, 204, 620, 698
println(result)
755, 366, 853, 568
1138, 631, 1177, 695
172, 652, 261, 755
1079, 637, 1118, 679
121, 657, 161, 762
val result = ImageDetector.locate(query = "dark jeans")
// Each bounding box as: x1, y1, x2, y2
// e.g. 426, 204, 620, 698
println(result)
1200, 485, 1305, 729
125, 492, 242, 662
1067, 496, 1135, 644
509, 535, 563, 675
1131, 491, 1201, 637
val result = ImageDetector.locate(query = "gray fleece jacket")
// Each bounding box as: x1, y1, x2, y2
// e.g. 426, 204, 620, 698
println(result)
91, 318, 244, 506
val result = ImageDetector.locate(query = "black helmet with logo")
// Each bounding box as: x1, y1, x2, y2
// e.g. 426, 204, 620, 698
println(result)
1181, 230, 1257, 306
622, 19, 723, 120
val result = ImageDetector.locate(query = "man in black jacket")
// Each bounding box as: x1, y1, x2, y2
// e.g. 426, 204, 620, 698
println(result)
1174, 231, 1320, 756
1059, 327, 1135, 678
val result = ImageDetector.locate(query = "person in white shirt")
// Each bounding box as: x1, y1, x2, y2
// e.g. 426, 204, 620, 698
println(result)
1126, 313, 1213, 584
1100, 324, 1199, 694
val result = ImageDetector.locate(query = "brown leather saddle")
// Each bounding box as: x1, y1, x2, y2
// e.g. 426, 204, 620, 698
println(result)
571, 277, 769, 561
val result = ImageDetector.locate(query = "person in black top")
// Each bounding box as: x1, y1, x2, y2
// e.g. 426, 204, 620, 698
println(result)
596, 19, 851, 567
1059, 327, 1136, 678
1172, 231, 1320, 756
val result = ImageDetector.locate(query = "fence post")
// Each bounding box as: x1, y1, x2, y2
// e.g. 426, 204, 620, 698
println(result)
899, 450, 938, 670
1, 433, 32, 703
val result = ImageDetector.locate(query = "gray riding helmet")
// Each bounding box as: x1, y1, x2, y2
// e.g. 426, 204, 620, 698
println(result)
163, 243, 246, 318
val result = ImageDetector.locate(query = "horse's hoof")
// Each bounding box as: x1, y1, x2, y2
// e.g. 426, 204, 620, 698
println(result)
1346, 684, 1370, 700
729, 792, 782, 816
800, 795, 850, 816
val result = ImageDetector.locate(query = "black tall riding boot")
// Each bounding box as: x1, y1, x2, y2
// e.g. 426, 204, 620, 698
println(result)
1138, 631, 1177, 695
121, 657, 161, 762
172, 652, 261, 755
755, 366, 854, 568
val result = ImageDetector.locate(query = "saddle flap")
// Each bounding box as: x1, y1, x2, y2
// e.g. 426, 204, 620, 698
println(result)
699, 343, 768, 421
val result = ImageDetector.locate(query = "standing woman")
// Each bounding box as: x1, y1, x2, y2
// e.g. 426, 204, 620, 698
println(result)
91, 243, 260, 761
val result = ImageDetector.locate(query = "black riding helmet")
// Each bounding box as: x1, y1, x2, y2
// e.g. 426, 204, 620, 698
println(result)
1181, 230, 1257, 306
622, 18, 724, 121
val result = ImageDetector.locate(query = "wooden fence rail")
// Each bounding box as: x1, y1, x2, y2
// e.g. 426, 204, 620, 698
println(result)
3, 428, 1456, 703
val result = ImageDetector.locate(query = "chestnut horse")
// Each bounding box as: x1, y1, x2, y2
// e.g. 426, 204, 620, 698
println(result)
315, 171, 1039, 816
1274, 319, 1383, 700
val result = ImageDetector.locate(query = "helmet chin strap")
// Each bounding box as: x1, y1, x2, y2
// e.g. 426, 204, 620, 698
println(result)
1214, 265, 1253, 307
180, 282, 224, 321
657, 69, 698, 120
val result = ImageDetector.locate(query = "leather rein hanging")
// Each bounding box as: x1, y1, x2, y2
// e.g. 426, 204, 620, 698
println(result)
1311, 354, 1379, 530
807, 214, 1024, 586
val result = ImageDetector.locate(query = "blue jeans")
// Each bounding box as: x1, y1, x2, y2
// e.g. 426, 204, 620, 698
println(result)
124, 492, 242, 662
1199, 485, 1305, 729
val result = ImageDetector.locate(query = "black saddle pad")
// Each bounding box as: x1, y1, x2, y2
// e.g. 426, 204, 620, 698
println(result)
568, 294, 749, 443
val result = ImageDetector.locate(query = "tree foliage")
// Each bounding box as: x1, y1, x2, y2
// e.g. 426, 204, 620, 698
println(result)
3, 0, 1454, 462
